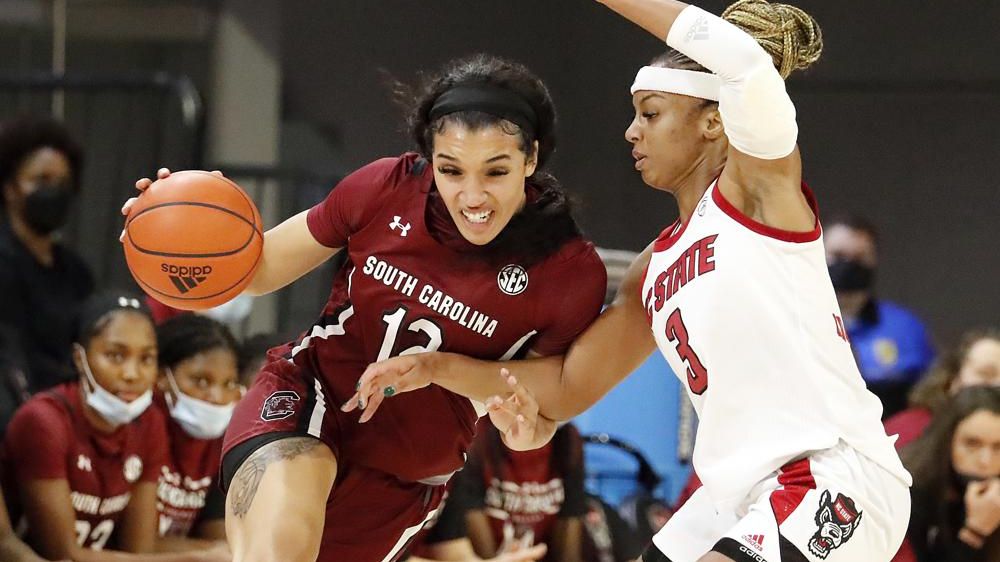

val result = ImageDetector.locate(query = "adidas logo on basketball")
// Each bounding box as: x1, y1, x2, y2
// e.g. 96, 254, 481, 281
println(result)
161, 263, 213, 294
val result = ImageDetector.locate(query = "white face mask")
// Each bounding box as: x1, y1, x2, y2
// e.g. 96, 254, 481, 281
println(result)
165, 369, 236, 440
75, 344, 153, 427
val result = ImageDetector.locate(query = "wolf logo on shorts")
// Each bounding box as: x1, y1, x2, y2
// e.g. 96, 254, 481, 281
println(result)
808, 490, 862, 559
260, 391, 300, 421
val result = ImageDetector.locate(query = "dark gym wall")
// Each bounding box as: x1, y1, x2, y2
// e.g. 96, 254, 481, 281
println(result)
280, 0, 1000, 342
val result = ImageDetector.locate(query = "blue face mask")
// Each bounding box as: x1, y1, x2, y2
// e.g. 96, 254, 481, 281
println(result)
75, 344, 153, 427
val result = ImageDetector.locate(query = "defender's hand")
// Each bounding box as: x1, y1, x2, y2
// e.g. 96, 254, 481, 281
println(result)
487, 369, 556, 451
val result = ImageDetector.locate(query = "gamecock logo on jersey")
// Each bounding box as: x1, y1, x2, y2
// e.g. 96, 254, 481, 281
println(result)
260, 390, 301, 421
808, 490, 863, 559
497, 264, 528, 296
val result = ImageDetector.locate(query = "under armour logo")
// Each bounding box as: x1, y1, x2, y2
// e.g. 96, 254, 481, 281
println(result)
686, 14, 710, 41
389, 216, 411, 237
77, 454, 92, 472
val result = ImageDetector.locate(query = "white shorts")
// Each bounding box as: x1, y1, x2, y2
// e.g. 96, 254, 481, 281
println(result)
646, 441, 910, 562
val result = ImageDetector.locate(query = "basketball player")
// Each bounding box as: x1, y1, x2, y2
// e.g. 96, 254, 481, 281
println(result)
125, 54, 606, 562
351, 2, 913, 561
154, 314, 242, 549
1, 294, 227, 562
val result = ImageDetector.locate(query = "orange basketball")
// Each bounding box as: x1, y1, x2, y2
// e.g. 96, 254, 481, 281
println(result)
123, 170, 263, 311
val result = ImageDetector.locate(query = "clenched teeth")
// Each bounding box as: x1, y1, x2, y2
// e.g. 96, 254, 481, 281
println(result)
462, 209, 492, 224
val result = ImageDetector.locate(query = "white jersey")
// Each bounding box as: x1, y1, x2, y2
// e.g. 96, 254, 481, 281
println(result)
641, 180, 911, 511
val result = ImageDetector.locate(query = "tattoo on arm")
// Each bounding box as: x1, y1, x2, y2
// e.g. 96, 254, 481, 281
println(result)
228, 437, 322, 518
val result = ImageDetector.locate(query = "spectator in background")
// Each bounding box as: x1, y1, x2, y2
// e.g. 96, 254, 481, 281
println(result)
154, 315, 242, 549
0, 116, 93, 394
824, 215, 935, 417
452, 423, 588, 562
886, 328, 1000, 450
404, 492, 547, 562
902, 386, 1000, 561
1, 293, 225, 562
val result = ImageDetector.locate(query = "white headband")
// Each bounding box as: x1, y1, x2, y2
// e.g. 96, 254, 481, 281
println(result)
630, 66, 721, 101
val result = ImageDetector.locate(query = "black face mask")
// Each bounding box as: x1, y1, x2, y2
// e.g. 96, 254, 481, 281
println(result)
21, 181, 74, 235
828, 259, 874, 292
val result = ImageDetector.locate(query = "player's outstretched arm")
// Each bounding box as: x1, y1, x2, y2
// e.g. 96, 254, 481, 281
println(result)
600, 0, 815, 231
348, 246, 657, 423
594, 0, 689, 41
241, 209, 339, 295
123, 168, 339, 296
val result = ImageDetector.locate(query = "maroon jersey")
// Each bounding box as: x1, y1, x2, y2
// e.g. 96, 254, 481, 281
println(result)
453, 423, 587, 556
228, 153, 605, 484
153, 393, 224, 538
2, 383, 167, 551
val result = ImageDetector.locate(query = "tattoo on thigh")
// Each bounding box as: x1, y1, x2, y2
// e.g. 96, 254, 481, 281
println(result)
228, 437, 321, 518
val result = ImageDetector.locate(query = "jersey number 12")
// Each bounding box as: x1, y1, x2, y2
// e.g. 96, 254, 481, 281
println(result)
666, 308, 709, 395
378, 306, 444, 361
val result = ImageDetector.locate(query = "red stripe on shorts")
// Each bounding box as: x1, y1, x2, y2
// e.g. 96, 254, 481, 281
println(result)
769, 457, 817, 526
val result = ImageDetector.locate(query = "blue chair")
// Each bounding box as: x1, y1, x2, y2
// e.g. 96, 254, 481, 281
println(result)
573, 352, 694, 507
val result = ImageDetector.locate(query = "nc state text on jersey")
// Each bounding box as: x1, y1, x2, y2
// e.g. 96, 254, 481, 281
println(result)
363, 255, 499, 337
645, 235, 719, 316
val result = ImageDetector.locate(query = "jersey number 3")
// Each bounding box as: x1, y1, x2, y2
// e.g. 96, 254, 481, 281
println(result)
666, 309, 708, 395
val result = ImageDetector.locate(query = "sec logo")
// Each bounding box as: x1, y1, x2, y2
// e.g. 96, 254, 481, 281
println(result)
124, 455, 143, 483
498, 264, 529, 296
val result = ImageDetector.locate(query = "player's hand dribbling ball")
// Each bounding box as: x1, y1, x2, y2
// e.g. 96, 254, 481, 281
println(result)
122, 170, 263, 311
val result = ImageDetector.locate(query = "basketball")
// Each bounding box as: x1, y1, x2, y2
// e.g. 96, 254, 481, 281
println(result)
122, 170, 263, 311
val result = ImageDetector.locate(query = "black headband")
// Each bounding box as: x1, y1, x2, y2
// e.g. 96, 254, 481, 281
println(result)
428, 84, 538, 136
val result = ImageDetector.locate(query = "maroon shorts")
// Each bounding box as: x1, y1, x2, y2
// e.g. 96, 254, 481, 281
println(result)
222, 361, 446, 562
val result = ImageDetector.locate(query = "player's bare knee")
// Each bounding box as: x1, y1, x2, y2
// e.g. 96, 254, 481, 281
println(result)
236, 517, 325, 562
227, 437, 335, 516
225, 437, 336, 562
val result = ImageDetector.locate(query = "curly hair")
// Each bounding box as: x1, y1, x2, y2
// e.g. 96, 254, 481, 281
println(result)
0, 116, 83, 209
399, 53, 558, 169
